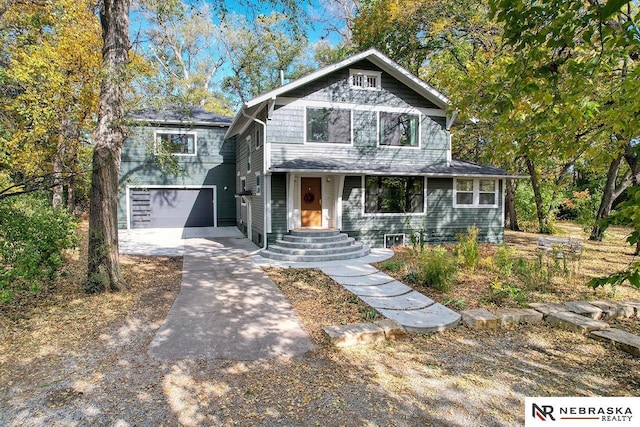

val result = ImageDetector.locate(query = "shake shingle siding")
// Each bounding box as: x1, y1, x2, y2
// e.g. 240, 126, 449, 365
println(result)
118, 124, 236, 228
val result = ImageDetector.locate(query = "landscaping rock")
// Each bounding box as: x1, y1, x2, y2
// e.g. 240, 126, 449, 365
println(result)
620, 300, 640, 317
323, 323, 385, 347
462, 309, 499, 329
588, 301, 634, 319
563, 301, 603, 320
493, 308, 543, 326
545, 311, 609, 335
590, 328, 640, 356
374, 319, 408, 340
529, 302, 569, 318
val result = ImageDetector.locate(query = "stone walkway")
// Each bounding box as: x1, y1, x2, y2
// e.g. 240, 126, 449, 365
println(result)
320, 265, 461, 333
461, 300, 640, 356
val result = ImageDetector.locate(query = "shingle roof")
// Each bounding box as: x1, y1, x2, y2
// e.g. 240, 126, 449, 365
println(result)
270, 158, 514, 177
128, 107, 233, 126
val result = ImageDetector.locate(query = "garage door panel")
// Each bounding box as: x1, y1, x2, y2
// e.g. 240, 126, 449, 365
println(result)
130, 188, 215, 229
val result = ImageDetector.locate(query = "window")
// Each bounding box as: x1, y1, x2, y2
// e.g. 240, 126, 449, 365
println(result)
306, 107, 351, 144
245, 136, 251, 171
255, 173, 261, 196
379, 112, 419, 147
350, 69, 381, 90
155, 131, 196, 155
455, 179, 474, 205
454, 178, 498, 207
255, 125, 262, 149
479, 179, 497, 205
365, 176, 424, 214
240, 177, 246, 206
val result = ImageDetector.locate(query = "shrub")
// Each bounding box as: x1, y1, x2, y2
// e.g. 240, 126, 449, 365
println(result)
455, 226, 479, 271
494, 244, 516, 277
0, 193, 78, 302
486, 281, 527, 307
415, 246, 458, 292
379, 259, 405, 273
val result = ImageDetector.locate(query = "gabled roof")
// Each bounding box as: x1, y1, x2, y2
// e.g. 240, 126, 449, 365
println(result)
226, 48, 450, 138
129, 106, 233, 127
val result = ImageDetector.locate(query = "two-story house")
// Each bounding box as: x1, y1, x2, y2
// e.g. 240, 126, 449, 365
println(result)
118, 49, 510, 261
224, 48, 510, 260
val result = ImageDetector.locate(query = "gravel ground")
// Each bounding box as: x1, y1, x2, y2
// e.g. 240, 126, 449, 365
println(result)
1, 226, 639, 426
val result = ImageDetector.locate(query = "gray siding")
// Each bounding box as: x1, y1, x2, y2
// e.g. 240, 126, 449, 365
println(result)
236, 121, 266, 243
340, 176, 504, 247
268, 173, 288, 244
285, 60, 438, 108
118, 124, 236, 228
266, 60, 449, 170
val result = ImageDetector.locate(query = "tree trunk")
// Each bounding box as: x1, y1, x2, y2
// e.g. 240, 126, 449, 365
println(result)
525, 157, 549, 234
504, 179, 520, 231
86, 0, 130, 293
590, 154, 627, 241
52, 146, 64, 208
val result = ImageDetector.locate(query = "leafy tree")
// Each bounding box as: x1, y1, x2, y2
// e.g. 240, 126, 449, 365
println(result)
0, 0, 100, 208
133, 0, 232, 113
221, 12, 315, 103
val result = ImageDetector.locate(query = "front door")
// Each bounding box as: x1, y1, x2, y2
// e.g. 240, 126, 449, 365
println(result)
301, 177, 322, 227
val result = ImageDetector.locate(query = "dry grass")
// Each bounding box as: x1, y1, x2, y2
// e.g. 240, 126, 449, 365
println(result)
265, 268, 381, 345
1, 221, 639, 426
374, 222, 640, 310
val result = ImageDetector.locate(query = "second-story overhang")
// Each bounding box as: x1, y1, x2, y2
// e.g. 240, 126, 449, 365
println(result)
268, 158, 528, 179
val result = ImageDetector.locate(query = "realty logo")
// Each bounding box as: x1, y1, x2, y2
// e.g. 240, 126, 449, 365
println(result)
533, 403, 556, 421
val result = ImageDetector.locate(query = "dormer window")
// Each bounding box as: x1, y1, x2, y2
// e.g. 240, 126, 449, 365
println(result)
349, 69, 381, 90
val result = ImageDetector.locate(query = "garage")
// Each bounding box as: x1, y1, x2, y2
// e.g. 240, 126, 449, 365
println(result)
128, 186, 216, 229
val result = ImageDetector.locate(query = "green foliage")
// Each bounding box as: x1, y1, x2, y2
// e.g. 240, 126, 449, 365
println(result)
454, 226, 479, 271
443, 296, 466, 310
588, 185, 640, 290
413, 246, 458, 292
379, 259, 405, 273
486, 280, 527, 307
494, 244, 515, 277
0, 193, 77, 302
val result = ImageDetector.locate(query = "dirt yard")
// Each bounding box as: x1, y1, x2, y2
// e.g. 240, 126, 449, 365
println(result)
1, 223, 639, 426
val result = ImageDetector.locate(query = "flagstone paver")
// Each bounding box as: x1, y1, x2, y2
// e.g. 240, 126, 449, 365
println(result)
323, 323, 386, 347
563, 301, 604, 319
589, 300, 634, 319
620, 300, 640, 317
462, 308, 500, 329
374, 319, 408, 340
590, 328, 640, 356
493, 308, 543, 326
545, 311, 610, 335
528, 302, 570, 318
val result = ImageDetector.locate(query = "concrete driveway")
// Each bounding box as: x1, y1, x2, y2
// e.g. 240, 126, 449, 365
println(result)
126, 228, 315, 360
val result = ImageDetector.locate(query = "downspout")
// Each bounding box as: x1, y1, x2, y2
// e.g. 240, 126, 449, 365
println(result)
241, 108, 269, 253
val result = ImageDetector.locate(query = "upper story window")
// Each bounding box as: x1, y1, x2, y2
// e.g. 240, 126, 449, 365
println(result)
245, 136, 251, 171
255, 125, 262, 149
350, 69, 381, 90
155, 131, 197, 156
379, 112, 419, 147
365, 176, 424, 214
306, 107, 351, 144
255, 172, 262, 196
454, 178, 498, 207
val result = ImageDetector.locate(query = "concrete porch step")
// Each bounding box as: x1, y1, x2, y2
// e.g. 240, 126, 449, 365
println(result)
289, 229, 341, 238
267, 242, 365, 256
282, 233, 350, 244
259, 246, 371, 262
275, 237, 356, 249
